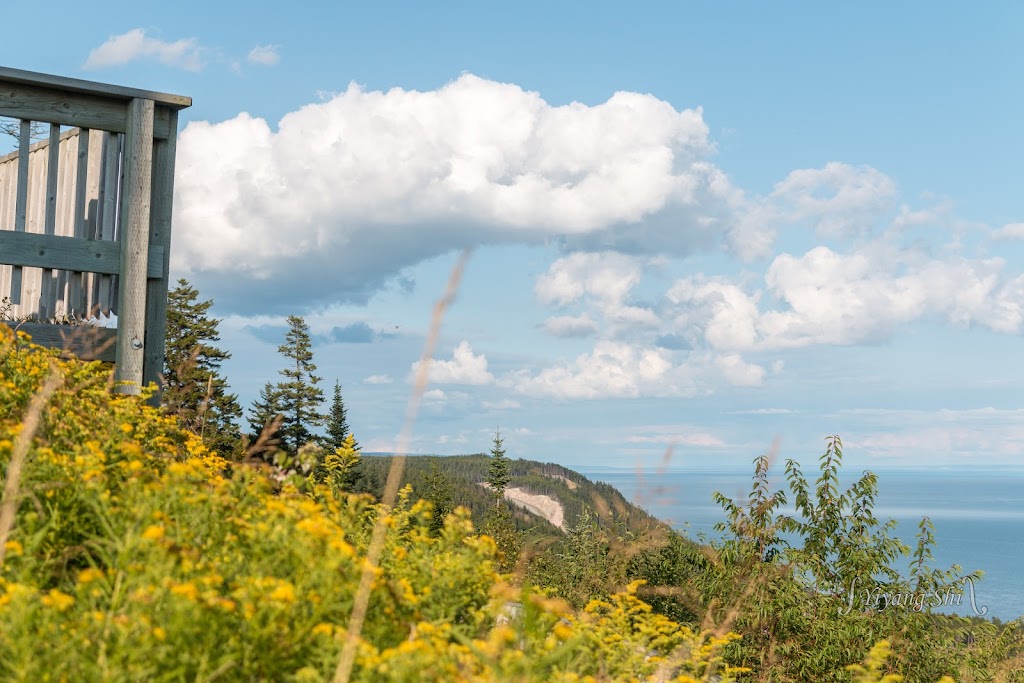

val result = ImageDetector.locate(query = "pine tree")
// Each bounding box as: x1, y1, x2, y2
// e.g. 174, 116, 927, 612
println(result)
163, 278, 243, 457
248, 381, 283, 446
323, 380, 358, 451
486, 428, 511, 507
275, 315, 325, 454
423, 459, 454, 537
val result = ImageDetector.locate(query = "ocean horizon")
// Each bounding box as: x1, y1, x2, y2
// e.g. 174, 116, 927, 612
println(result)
579, 466, 1024, 622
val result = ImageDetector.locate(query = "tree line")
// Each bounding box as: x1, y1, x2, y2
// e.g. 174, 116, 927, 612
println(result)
162, 280, 356, 467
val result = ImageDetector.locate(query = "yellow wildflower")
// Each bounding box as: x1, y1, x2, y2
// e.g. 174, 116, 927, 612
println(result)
141, 525, 165, 541
77, 567, 105, 584
311, 623, 334, 637
170, 583, 199, 602
269, 582, 296, 604
41, 589, 75, 612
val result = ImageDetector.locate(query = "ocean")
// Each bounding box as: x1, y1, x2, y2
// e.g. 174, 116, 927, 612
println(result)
578, 467, 1024, 622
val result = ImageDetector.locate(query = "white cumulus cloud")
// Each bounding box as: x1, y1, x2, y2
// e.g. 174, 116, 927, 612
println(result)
84, 29, 203, 71
411, 341, 494, 385
172, 75, 730, 312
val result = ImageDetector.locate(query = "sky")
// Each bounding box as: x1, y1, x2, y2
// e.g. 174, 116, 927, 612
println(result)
3, 1, 1024, 472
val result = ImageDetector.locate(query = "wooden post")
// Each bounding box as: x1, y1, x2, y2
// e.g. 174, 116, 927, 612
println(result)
114, 98, 154, 394
10, 120, 30, 306
143, 109, 179, 405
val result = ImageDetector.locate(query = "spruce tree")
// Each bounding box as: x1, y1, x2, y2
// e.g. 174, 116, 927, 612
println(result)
486, 428, 511, 506
323, 380, 358, 451
248, 381, 283, 445
275, 315, 325, 454
162, 278, 243, 456
423, 459, 454, 536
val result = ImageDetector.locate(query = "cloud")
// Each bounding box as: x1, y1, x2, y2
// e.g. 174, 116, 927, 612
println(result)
993, 222, 1024, 240
770, 162, 897, 238
535, 252, 646, 307
625, 431, 725, 447
512, 341, 676, 399
84, 29, 203, 71
247, 44, 281, 66
541, 314, 598, 338
325, 322, 396, 344
714, 353, 765, 387
172, 75, 729, 312
411, 341, 494, 385
665, 245, 1024, 352
363, 374, 393, 385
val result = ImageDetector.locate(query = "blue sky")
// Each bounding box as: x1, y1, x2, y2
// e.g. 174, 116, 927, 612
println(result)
4, 2, 1024, 471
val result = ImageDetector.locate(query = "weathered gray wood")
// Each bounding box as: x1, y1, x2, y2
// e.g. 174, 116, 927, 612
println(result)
44, 123, 60, 235
69, 128, 90, 315
114, 98, 154, 394
0, 81, 174, 140
0, 66, 191, 109
143, 109, 178, 399
2, 321, 116, 362
0, 231, 164, 277
95, 132, 120, 315
41, 124, 61, 319
1, 69, 188, 389
10, 120, 31, 305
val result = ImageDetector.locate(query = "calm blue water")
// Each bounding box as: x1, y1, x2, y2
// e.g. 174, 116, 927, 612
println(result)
579, 468, 1024, 622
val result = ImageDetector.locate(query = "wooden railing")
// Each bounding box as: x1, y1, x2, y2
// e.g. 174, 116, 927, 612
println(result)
0, 66, 190, 395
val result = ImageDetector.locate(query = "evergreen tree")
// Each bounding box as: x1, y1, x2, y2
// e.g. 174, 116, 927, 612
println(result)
162, 278, 243, 456
423, 459, 455, 537
247, 381, 283, 446
483, 504, 522, 574
323, 379, 358, 451
275, 315, 325, 453
486, 428, 511, 506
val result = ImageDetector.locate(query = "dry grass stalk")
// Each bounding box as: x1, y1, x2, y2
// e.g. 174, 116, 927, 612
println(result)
334, 248, 471, 683
0, 365, 63, 570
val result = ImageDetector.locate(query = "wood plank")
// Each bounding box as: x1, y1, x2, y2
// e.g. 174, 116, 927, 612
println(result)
69, 129, 90, 315
143, 110, 178, 398
96, 132, 120, 315
41, 124, 60, 319
114, 98, 154, 394
2, 321, 116, 362
0, 231, 164, 277
0, 82, 173, 140
10, 120, 31, 306
0, 66, 191, 109
44, 124, 60, 235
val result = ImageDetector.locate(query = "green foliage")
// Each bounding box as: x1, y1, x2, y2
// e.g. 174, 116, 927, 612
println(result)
0, 326, 748, 681
324, 379, 357, 451
275, 315, 325, 454
314, 434, 363, 495
483, 503, 522, 575
485, 428, 511, 501
692, 437, 1024, 683
162, 279, 243, 457
247, 381, 283, 448
422, 460, 454, 537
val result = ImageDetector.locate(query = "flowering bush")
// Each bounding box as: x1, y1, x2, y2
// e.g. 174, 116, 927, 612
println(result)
0, 326, 745, 682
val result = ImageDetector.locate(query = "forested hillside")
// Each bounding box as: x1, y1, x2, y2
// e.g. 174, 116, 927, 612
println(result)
358, 453, 659, 538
